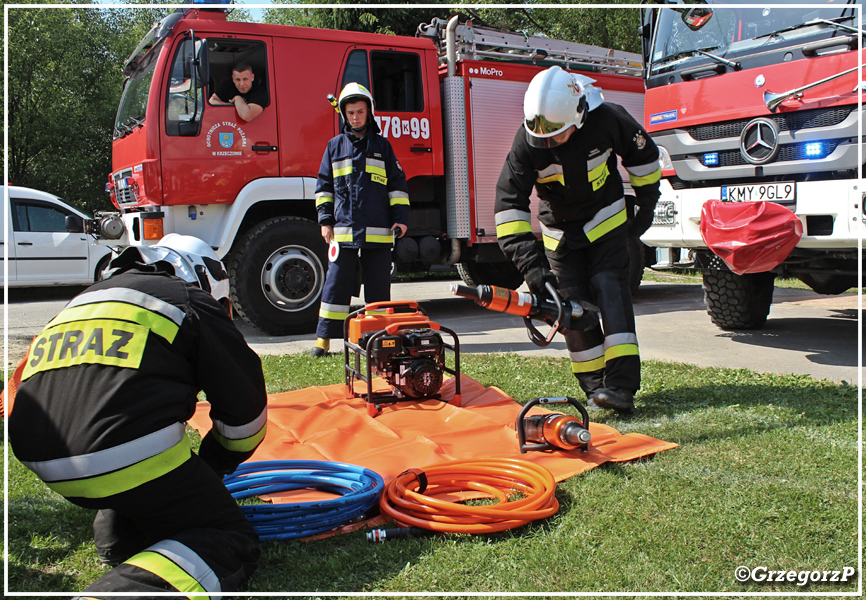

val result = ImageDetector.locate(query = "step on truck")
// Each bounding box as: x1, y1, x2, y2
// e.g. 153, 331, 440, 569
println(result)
95, 4, 646, 335
639, 1, 863, 330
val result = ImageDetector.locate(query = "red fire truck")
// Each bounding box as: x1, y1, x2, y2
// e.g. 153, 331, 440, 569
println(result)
96, 6, 645, 335
639, 1, 862, 329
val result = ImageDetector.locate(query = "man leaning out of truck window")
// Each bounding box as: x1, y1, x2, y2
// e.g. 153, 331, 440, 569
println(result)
209, 61, 267, 122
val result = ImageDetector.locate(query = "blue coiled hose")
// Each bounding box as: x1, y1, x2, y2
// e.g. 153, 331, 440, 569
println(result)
224, 460, 385, 541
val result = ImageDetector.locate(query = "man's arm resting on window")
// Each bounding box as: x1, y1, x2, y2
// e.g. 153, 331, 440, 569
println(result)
234, 97, 264, 122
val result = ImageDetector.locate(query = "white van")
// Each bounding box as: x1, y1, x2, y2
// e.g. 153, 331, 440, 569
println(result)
3, 186, 113, 287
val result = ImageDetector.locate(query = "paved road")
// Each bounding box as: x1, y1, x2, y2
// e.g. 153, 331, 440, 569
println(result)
4, 276, 861, 384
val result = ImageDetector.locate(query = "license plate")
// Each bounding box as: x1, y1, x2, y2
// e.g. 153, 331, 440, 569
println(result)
721, 182, 796, 204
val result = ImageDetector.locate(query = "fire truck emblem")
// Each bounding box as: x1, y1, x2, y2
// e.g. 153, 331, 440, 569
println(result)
219, 133, 234, 148
740, 118, 779, 165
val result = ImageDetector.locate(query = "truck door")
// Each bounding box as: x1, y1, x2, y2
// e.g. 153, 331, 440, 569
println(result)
160, 35, 279, 205
338, 48, 435, 180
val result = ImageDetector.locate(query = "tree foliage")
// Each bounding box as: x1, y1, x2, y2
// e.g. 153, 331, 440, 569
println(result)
261, 0, 642, 52
263, 0, 449, 36
7, 2, 169, 212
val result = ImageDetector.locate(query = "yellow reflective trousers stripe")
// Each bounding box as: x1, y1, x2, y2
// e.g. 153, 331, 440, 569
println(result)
496, 220, 533, 238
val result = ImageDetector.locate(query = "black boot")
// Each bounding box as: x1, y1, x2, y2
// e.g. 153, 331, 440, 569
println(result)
591, 387, 636, 415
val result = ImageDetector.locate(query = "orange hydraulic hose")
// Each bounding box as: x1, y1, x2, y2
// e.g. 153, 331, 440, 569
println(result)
378, 458, 559, 533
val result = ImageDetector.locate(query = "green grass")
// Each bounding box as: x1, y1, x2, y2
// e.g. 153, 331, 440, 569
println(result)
6, 354, 860, 595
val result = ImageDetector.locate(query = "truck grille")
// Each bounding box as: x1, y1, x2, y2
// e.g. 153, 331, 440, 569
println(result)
113, 170, 136, 205
685, 107, 853, 141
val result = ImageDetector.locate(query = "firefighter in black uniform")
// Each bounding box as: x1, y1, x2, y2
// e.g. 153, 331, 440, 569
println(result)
8, 234, 267, 597
310, 82, 410, 356
495, 66, 661, 414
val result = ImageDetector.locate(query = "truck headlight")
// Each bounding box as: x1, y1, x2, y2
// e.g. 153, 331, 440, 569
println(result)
657, 145, 673, 171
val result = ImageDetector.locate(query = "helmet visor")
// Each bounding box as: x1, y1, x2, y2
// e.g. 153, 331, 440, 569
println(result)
524, 114, 567, 137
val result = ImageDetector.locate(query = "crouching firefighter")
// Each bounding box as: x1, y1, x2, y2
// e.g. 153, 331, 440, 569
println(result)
8, 234, 268, 597
495, 66, 661, 414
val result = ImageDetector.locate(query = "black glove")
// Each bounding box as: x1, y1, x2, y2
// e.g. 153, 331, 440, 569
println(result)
628, 202, 654, 239
525, 265, 558, 300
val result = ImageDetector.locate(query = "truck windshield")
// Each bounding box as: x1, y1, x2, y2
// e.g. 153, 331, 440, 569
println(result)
649, 2, 856, 76
114, 39, 163, 140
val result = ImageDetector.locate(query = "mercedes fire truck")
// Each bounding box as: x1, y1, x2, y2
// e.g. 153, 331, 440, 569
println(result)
639, 1, 862, 329
97, 6, 645, 335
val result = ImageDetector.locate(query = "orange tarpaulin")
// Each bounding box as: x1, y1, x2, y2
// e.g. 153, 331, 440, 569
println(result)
188, 374, 677, 491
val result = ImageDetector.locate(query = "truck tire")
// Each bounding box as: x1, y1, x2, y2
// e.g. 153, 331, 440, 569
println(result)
456, 260, 525, 290
627, 235, 646, 297
228, 216, 327, 336
702, 269, 775, 330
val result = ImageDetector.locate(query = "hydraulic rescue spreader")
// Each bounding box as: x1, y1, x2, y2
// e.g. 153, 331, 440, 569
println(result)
516, 396, 591, 453
449, 282, 597, 347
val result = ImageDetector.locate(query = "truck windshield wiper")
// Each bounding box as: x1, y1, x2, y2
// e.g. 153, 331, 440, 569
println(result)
755, 17, 861, 41
651, 46, 726, 72
804, 17, 865, 37
693, 49, 741, 71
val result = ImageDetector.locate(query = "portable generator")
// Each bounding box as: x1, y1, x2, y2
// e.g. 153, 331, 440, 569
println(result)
344, 301, 461, 417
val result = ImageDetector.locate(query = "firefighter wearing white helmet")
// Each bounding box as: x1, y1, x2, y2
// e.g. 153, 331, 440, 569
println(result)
495, 66, 662, 414
9, 234, 267, 595
311, 82, 410, 356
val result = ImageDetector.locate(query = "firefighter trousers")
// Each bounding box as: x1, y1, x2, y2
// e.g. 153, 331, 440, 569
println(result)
74, 454, 259, 598
547, 233, 641, 395
316, 245, 392, 339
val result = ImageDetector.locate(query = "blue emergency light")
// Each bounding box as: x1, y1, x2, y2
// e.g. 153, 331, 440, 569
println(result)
702, 152, 719, 166
804, 142, 825, 158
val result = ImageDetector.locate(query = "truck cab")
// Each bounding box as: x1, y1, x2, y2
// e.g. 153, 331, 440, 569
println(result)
639, 0, 863, 329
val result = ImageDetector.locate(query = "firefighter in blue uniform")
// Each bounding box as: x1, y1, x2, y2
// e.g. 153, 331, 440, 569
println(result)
9, 234, 267, 597
495, 66, 661, 414
311, 82, 410, 356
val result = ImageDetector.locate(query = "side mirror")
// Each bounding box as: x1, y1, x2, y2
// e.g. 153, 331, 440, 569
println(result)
65, 215, 84, 233
194, 39, 210, 89
680, 6, 714, 31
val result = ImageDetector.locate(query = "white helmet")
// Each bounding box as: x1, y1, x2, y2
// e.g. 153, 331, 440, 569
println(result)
523, 66, 604, 148
135, 234, 231, 314
337, 82, 375, 129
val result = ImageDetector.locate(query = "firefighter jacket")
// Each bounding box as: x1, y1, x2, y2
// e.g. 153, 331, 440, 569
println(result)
315, 123, 410, 248
495, 102, 661, 275
8, 265, 268, 500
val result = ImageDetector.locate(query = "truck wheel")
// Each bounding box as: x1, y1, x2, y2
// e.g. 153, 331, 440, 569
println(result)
702, 269, 775, 330
228, 216, 327, 336
456, 260, 525, 290
627, 235, 646, 297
